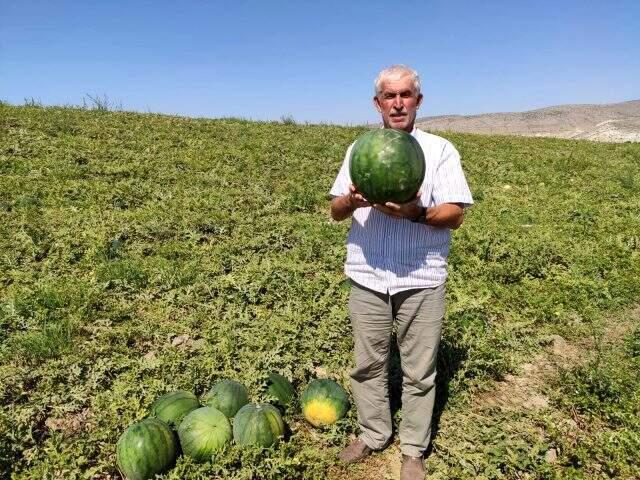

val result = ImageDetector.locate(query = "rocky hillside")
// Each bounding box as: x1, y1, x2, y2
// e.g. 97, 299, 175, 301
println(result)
416, 99, 640, 142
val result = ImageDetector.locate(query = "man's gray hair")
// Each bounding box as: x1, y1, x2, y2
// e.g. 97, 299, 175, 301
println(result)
374, 65, 421, 96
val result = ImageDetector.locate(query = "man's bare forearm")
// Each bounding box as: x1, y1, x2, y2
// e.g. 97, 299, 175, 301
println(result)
330, 195, 356, 221
424, 203, 465, 229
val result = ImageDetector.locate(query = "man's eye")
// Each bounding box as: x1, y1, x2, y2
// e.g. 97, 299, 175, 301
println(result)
384, 94, 395, 100
400, 92, 412, 98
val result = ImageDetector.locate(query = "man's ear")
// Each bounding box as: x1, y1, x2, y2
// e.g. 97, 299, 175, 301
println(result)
373, 95, 383, 113
416, 93, 424, 109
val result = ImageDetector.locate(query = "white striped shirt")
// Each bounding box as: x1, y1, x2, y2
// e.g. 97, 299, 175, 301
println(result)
330, 127, 473, 295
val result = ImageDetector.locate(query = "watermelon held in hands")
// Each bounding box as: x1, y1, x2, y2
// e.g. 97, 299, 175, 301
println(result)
150, 390, 200, 429
349, 128, 425, 205
266, 372, 295, 408
202, 379, 249, 418
301, 379, 349, 427
177, 406, 232, 463
116, 417, 178, 480
233, 403, 285, 448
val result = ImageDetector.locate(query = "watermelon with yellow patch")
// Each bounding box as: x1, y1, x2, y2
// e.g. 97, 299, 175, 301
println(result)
301, 379, 349, 427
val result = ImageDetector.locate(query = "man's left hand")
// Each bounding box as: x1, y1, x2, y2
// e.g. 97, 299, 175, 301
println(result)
373, 192, 423, 220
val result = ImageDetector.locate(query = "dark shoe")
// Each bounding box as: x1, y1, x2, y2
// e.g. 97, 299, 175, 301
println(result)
401, 454, 425, 480
338, 438, 372, 464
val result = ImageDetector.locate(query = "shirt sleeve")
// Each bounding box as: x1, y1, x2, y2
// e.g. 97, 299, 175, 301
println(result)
329, 143, 354, 197
432, 142, 474, 208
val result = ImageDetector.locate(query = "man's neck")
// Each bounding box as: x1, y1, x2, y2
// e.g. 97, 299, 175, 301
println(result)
383, 124, 416, 134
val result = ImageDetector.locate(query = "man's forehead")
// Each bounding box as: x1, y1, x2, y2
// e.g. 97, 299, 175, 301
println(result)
379, 75, 415, 92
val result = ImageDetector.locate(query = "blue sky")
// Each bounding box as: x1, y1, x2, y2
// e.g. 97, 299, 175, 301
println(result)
1, 0, 639, 124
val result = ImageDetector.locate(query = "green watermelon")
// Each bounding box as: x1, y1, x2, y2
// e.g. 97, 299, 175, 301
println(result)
233, 403, 285, 448
202, 379, 249, 418
177, 406, 232, 462
116, 417, 177, 480
349, 128, 425, 204
266, 372, 295, 407
150, 390, 200, 429
301, 379, 349, 427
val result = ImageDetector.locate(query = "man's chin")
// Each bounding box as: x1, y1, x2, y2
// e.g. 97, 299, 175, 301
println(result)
388, 118, 411, 131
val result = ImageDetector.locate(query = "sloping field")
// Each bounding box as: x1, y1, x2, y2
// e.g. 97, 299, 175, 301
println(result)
1, 104, 639, 479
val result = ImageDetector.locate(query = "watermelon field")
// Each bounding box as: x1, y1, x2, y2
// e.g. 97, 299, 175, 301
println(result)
1, 102, 640, 479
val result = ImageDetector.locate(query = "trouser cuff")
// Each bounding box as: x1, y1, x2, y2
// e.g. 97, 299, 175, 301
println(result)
359, 434, 388, 451
401, 446, 425, 458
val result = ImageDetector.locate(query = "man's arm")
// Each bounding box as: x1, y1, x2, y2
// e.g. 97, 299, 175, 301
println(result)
374, 197, 465, 229
423, 203, 465, 229
330, 185, 370, 221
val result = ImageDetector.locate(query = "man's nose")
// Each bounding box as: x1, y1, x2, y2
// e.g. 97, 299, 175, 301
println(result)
392, 94, 403, 109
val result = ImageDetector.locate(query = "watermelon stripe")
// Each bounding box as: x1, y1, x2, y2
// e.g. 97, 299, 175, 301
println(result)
233, 404, 284, 448
267, 373, 295, 407
350, 129, 425, 204
177, 406, 231, 463
117, 418, 177, 480
151, 390, 200, 429
203, 380, 249, 418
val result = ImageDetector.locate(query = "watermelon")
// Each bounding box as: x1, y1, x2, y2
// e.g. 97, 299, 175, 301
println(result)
150, 390, 200, 429
266, 372, 295, 408
177, 406, 232, 462
202, 379, 249, 418
301, 379, 349, 427
233, 403, 285, 448
116, 417, 177, 480
349, 128, 425, 204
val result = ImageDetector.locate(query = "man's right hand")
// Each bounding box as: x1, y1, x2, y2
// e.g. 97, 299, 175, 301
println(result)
347, 184, 371, 210
330, 184, 371, 221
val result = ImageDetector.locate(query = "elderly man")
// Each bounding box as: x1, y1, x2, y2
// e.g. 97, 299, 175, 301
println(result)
329, 65, 473, 480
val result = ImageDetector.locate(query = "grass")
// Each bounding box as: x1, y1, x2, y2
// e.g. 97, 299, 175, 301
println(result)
0, 103, 639, 479
547, 323, 640, 478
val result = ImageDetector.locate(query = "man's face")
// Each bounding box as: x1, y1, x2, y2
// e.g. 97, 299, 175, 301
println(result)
373, 75, 423, 133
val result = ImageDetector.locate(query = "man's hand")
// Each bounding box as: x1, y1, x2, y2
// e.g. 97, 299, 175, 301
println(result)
347, 184, 371, 210
330, 184, 371, 221
373, 192, 423, 220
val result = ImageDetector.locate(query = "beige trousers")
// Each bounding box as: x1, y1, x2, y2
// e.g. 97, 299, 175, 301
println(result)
348, 280, 445, 457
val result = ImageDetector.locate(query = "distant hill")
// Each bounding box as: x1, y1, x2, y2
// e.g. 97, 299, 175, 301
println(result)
416, 99, 640, 142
